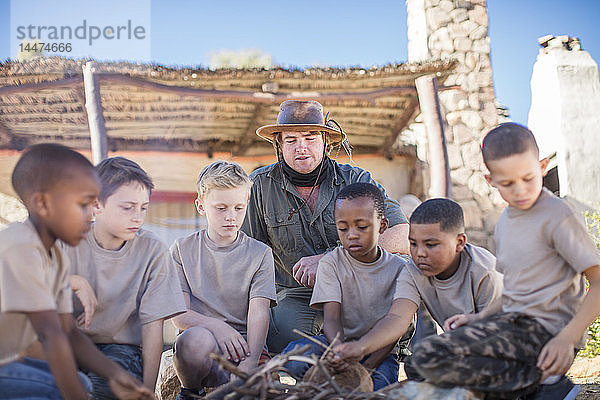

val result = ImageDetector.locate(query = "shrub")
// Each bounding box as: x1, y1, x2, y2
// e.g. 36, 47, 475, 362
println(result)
578, 209, 600, 358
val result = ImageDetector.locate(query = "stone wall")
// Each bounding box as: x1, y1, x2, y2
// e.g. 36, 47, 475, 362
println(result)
403, 0, 506, 249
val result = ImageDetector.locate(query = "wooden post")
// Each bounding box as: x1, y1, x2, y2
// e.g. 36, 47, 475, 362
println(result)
83, 61, 108, 164
415, 75, 452, 199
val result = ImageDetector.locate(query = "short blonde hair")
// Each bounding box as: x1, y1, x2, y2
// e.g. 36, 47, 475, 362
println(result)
196, 161, 252, 199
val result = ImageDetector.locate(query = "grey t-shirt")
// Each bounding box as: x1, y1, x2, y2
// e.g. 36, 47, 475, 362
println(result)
0, 220, 72, 365
64, 227, 186, 346
495, 188, 600, 345
310, 246, 408, 341
394, 243, 502, 328
170, 230, 276, 336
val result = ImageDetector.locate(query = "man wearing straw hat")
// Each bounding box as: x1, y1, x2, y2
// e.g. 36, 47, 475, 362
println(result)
241, 100, 410, 353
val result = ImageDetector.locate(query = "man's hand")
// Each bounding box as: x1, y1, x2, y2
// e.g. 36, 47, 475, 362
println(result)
108, 368, 156, 400
537, 334, 575, 381
70, 275, 97, 329
443, 313, 477, 331
209, 320, 249, 362
292, 254, 324, 287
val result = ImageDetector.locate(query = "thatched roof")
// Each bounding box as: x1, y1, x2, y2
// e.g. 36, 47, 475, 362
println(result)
0, 57, 456, 157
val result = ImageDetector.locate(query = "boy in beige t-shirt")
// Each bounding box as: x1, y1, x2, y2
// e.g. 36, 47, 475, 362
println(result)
65, 157, 186, 398
170, 161, 276, 399
283, 182, 408, 390
0, 144, 153, 400
332, 198, 502, 376
408, 123, 600, 399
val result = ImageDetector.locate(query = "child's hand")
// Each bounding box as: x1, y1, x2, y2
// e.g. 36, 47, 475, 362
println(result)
210, 320, 249, 362
443, 313, 475, 331
237, 357, 257, 375
108, 368, 156, 400
70, 275, 97, 329
536, 334, 575, 381
331, 341, 364, 363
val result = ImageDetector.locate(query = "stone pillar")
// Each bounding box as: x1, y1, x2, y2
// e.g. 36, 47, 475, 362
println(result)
528, 35, 600, 208
404, 0, 505, 249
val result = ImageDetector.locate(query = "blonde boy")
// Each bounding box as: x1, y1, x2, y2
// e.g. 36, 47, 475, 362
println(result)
170, 161, 276, 399
0, 144, 153, 400
407, 123, 600, 399
66, 156, 186, 398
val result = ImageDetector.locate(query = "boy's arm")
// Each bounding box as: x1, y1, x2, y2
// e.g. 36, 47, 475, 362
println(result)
333, 298, 417, 362
27, 310, 89, 400
70, 274, 97, 329
172, 292, 248, 362
361, 342, 397, 370
60, 314, 156, 399
322, 301, 344, 346
141, 318, 164, 391
237, 297, 270, 373
537, 265, 600, 379
444, 293, 503, 331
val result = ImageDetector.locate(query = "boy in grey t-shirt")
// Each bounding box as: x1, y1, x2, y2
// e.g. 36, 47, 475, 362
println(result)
170, 161, 276, 399
408, 123, 600, 399
282, 183, 409, 391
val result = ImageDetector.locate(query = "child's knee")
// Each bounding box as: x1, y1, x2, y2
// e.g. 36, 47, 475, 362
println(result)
174, 327, 217, 365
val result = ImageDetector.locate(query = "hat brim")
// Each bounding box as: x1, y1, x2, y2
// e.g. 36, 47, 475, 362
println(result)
256, 124, 342, 144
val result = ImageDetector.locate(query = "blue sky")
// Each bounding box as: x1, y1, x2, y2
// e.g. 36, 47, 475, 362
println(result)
1, 0, 598, 125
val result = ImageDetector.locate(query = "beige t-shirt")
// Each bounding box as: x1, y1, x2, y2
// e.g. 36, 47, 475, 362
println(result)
0, 220, 72, 365
310, 246, 408, 341
394, 243, 502, 329
170, 230, 276, 336
64, 227, 186, 346
495, 188, 600, 344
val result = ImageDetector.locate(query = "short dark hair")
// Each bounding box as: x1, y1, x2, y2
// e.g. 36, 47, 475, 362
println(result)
410, 198, 464, 233
11, 143, 95, 202
96, 157, 154, 203
481, 122, 539, 168
335, 182, 385, 220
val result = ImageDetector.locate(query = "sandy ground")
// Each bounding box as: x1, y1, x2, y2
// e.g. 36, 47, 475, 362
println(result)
569, 356, 600, 399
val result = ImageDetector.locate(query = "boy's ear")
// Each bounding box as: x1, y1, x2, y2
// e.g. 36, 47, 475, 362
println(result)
379, 217, 389, 234
93, 199, 103, 216
455, 232, 467, 253
194, 197, 206, 215
540, 158, 550, 177
31, 192, 50, 217
484, 173, 493, 186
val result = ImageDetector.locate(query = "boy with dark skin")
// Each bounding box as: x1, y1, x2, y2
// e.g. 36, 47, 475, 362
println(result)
283, 183, 407, 390
0, 143, 154, 400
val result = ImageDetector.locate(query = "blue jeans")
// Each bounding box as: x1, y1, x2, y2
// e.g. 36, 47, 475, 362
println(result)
282, 334, 399, 391
86, 343, 143, 400
267, 287, 324, 354
0, 357, 92, 399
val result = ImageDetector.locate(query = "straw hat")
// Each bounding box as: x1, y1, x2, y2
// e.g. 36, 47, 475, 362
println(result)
256, 100, 343, 144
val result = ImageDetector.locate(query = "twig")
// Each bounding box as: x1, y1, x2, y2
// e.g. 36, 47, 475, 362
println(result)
209, 352, 249, 380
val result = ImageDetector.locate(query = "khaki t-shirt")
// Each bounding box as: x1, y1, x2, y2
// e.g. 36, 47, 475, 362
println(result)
495, 188, 600, 344
0, 220, 72, 365
310, 246, 407, 341
394, 243, 502, 329
170, 230, 276, 336
64, 227, 186, 346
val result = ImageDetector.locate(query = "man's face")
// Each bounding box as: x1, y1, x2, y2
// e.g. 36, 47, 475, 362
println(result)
94, 181, 150, 249
280, 131, 325, 174
44, 169, 99, 246
196, 186, 250, 246
485, 151, 548, 210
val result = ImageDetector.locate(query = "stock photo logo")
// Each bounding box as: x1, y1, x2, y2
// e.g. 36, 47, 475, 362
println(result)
10, 0, 151, 62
